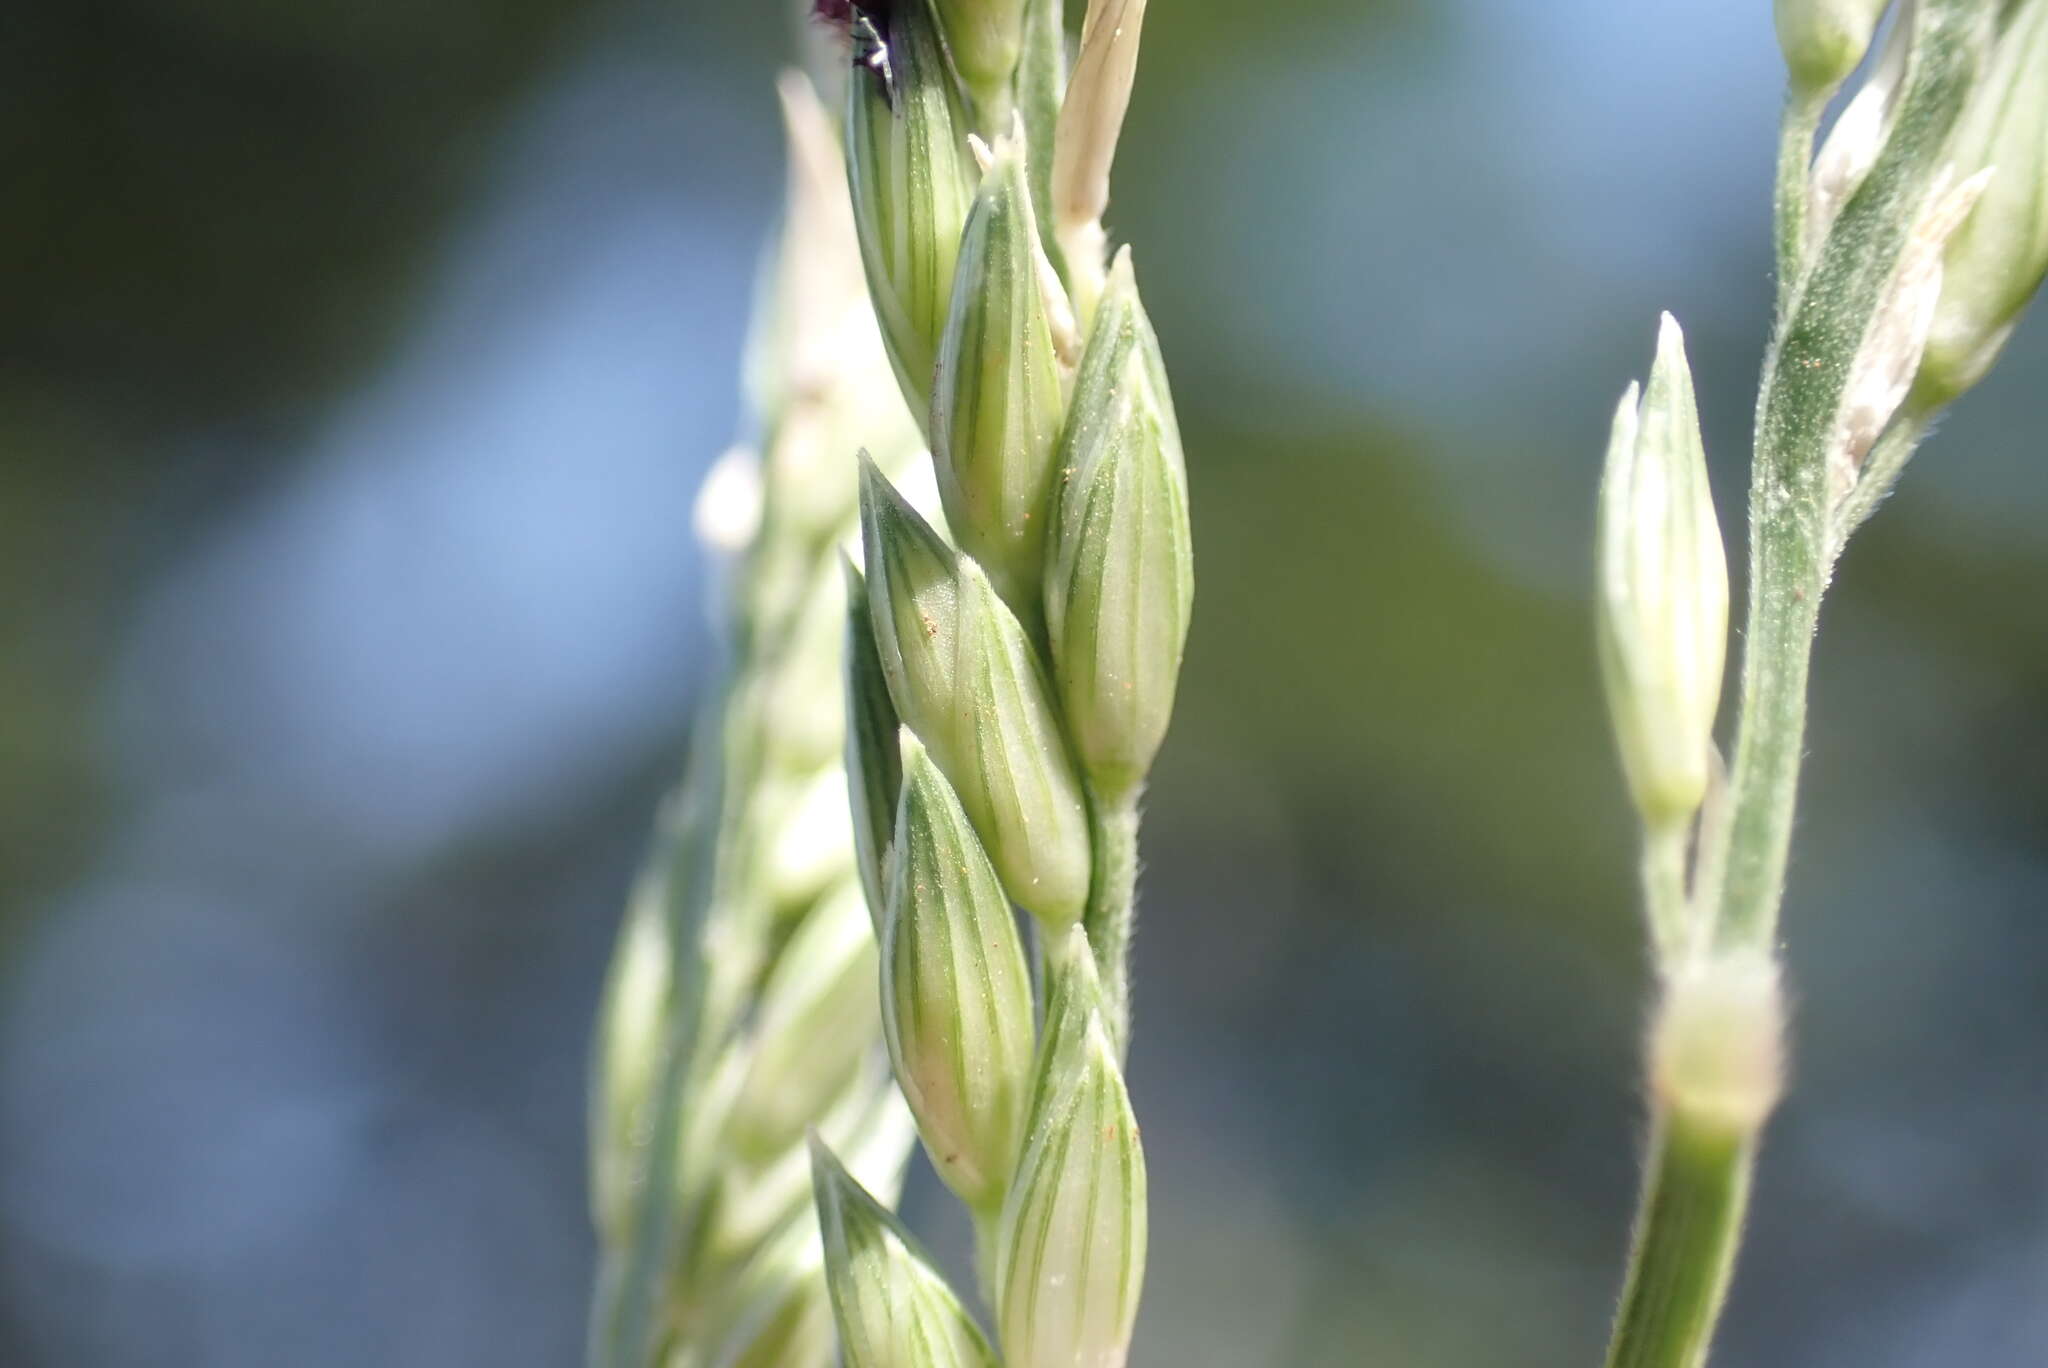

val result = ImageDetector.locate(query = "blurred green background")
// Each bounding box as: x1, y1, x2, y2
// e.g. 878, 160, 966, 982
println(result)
3, 1, 2044, 1364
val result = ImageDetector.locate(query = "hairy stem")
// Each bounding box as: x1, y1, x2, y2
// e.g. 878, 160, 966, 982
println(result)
1717, 0, 1981, 952
1607, 10, 1994, 1368
1604, 1117, 1756, 1368
1640, 819, 1693, 966
1771, 91, 1827, 319
1713, 526, 1825, 953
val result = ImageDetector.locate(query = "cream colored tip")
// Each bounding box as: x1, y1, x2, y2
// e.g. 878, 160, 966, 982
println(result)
1052, 0, 1151, 234
1656, 311, 1685, 355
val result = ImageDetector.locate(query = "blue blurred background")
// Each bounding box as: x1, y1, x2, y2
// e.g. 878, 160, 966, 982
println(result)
3, 1, 2044, 1364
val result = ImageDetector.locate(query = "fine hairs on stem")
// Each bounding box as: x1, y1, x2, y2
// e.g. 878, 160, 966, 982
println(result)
1596, 4, 2048, 1366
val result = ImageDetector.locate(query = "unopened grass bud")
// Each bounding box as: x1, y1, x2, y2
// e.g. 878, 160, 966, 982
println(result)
764, 558, 859, 774
844, 557, 904, 926
811, 1139, 999, 1368
883, 737, 1038, 1208
765, 763, 860, 907
716, 1063, 912, 1265
996, 927, 1146, 1368
860, 458, 1092, 924
1775, 0, 1887, 96
1046, 249, 1193, 801
934, 0, 1028, 131
1597, 316, 1728, 827
704, 1217, 836, 1368
833, 1067, 922, 1209
860, 453, 964, 705
590, 872, 671, 1244
716, 1279, 833, 1368
1651, 949, 1787, 1139
932, 125, 1073, 617
730, 884, 883, 1159
1918, 0, 2048, 403
845, 0, 978, 413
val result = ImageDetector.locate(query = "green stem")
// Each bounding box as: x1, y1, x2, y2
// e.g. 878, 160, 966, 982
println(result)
1771, 91, 1827, 322
1717, 0, 1983, 953
1709, 94, 1839, 964
1605, 13, 1986, 1368
1082, 789, 1140, 1057
969, 1201, 1005, 1311
1596, 312, 1822, 1368
1603, 1116, 1756, 1368
1595, 104, 1834, 1366
1639, 819, 1692, 967
1710, 519, 1824, 954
